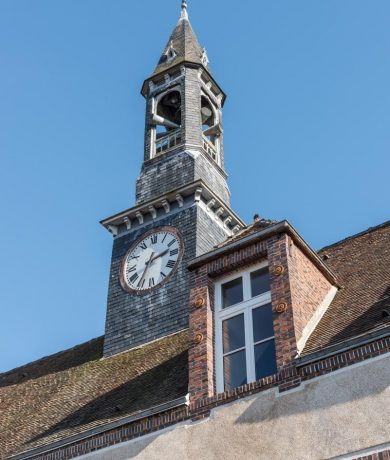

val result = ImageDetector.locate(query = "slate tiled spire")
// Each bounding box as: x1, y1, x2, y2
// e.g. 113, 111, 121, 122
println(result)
152, 0, 209, 77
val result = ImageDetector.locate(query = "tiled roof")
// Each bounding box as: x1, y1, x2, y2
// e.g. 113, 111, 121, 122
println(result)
152, 16, 207, 77
303, 221, 390, 355
0, 331, 189, 459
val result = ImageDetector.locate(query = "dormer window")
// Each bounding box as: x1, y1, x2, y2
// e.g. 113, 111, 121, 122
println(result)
215, 263, 277, 392
164, 42, 177, 64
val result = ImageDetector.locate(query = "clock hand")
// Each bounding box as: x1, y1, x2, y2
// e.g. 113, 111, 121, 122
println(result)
138, 252, 155, 287
149, 249, 169, 263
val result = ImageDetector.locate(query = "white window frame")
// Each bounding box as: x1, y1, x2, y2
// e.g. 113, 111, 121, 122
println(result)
215, 261, 273, 393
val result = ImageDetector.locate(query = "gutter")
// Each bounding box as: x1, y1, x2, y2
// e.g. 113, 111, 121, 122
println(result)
188, 220, 339, 287
7, 395, 189, 460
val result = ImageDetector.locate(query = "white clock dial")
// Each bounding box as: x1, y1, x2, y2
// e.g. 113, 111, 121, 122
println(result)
121, 227, 183, 293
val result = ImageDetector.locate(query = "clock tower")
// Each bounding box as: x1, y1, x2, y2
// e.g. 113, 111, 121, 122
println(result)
101, 1, 244, 357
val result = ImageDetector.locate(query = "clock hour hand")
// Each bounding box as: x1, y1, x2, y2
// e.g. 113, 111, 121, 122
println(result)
149, 248, 169, 263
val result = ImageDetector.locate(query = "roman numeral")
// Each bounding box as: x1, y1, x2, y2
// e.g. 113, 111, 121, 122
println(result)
149, 277, 155, 287
130, 255, 140, 260
167, 239, 176, 247
129, 273, 139, 283
166, 260, 175, 269
140, 242, 147, 250
138, 278, 146, 288
160, 271, 166, 279
161, 233, 167, 243
127, 265, 136, 273
150, 235, 157, 244
169, 248, 178, 256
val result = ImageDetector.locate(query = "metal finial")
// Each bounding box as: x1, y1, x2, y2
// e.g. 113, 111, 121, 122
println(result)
181, 0, 188, 20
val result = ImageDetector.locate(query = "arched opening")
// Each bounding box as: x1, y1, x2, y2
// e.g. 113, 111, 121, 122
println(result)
153, 90, 182, 155
201, 95, 220, 163
156, 91, 181, 136
201, 96, 215, 142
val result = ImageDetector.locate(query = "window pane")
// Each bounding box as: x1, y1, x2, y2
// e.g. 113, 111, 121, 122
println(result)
222, 314, 245, 354
254, 339, 277, 380
250, 267, 270, 297
252, 304, 274, 343
223, 349, 247, 391
221, 277, 243, 309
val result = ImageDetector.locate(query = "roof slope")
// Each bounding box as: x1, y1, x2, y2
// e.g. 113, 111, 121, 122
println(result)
152, 14, 207, 77
0, 331, 188, 459
303, 221, 390, 355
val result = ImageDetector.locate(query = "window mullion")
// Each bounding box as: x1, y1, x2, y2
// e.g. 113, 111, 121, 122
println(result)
215, 308, 224, 393
243, 271, 251, 301
244, 308, 255, 384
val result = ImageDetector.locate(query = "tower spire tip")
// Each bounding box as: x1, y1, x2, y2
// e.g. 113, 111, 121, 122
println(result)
180, 0, 188, 20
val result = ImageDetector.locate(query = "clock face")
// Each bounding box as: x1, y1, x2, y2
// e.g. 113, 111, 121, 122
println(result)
120, 227, 184, 294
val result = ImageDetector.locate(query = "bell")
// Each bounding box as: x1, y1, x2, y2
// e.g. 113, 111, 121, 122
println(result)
201, 106, 213, 123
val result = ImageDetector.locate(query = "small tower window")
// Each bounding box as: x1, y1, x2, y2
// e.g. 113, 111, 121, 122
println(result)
152, 90, 182, 156
162, 41, 177, 64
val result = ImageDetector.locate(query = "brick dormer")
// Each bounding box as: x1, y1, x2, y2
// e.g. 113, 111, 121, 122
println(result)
187, 219, 339, 403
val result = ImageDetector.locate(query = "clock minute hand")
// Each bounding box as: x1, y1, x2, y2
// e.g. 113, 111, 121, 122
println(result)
138, 252, 155, 287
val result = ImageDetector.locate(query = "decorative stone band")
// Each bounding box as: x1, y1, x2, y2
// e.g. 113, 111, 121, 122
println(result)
100, 179, 245, 238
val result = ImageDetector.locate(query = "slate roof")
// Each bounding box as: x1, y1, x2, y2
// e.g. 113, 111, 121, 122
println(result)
303, 220, 390, 355
0, 331, 188, 459
152, 13, 208, 77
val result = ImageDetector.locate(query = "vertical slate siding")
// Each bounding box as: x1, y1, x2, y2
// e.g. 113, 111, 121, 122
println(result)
194, 153, 230, 206
103, 208, 196, 357
135, 150, 194, 204
196, 205, 228, 256
103, 204, 229, 357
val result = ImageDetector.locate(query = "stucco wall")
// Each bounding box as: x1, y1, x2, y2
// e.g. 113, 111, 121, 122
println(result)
80, 353, 390, 460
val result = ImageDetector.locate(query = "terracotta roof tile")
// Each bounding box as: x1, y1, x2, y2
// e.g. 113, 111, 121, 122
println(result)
0, 331, 188, 459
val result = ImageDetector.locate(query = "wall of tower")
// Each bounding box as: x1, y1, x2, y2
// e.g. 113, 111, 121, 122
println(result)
103, 203, 230, 357
182, 67, 202, 146
135, 149, 195, 204
194, 152, 230, 205
135, 149, 230, 205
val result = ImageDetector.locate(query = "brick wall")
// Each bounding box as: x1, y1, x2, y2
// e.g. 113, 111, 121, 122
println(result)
288, 237, 333, 340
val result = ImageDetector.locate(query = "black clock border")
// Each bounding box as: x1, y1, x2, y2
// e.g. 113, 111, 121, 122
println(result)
119, 225, 185, 296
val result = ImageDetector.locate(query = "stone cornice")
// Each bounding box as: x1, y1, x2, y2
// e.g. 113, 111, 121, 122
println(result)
100, 180, 244, 238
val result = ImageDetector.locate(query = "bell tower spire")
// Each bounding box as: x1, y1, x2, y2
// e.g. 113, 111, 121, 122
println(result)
101, 2, 244, 358
138, 3, 228, 206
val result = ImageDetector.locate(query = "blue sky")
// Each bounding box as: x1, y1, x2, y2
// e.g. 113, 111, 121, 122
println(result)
0, 0, 389, 372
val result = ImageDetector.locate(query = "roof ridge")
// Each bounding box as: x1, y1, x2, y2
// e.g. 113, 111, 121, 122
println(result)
0, 336, 103, 377
318, 219, 390, 253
